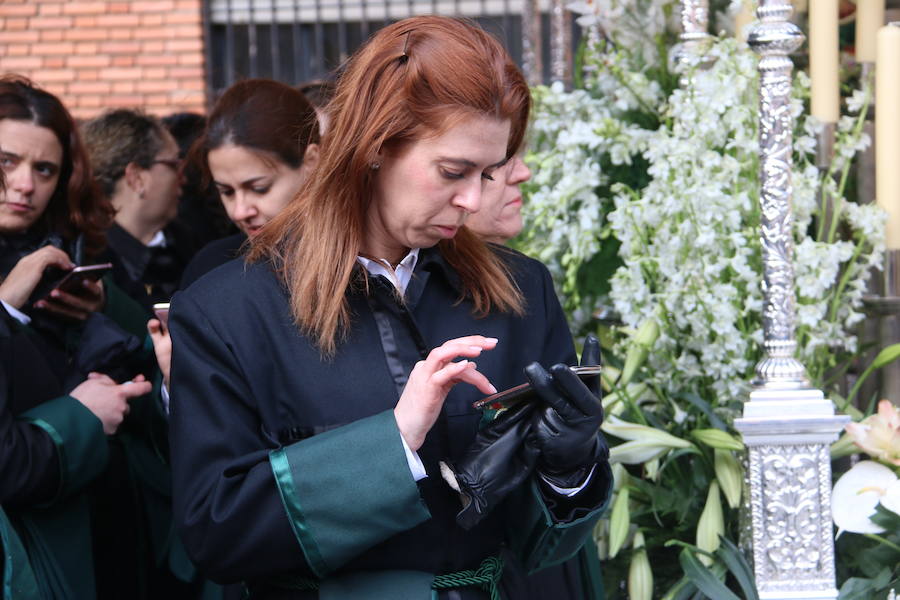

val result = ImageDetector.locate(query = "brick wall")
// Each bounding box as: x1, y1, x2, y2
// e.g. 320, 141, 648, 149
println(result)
0, 0, 207, 119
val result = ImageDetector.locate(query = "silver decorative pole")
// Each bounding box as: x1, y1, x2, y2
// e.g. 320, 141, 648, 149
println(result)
674, 0, 713, 71
549, 0, 572, 86
522, 0, 543, 86
734, 2, 849, 599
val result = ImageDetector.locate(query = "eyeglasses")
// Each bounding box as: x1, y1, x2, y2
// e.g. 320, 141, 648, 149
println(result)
151, 158, 182, 171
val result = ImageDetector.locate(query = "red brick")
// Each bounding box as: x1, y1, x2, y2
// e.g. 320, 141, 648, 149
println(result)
31, 42, 76, 55
112, 81, 135, 93
143, 67, 167, 79
164, 12, 200, 25
77, 95, 104, 108
62, 3, 107, 15
133, 27, 173, 40
44, 57, 65, 68
108, 3, 131, 14
39, 4, 64, 16
67, 55, 111, 68
75, 42, 99, 54
111, 56, 135, 67
136, 54, 179, 66
174, 1, 202, 10
0, 56, 43, 70
73, 16, 96, 27
43, 82, 68, 97
141, 14, 164, 26
107, 95, 144, 107
0, 5, 37, 17
31, 68, 76, 83
166, 39, 202, 52
171, 25, 201, 39
77, 69, 100, 81
170, 66, 204, 79
109, 29, 133, 40
100, 67, 143, 80
30, 16, 73, 29
40, 30, 65, 41
132, 1, 176, 13
142, 41, 165, 53
137, 80, 178, 93
145, 94, 170, 105
0, 30, 40, 43
99, 41, 141, 54
96, 14, 141, 27
176, 53, 203, 66
63, 29, 108, 42
4, 46, 30, 56
69, 81, 112, 95
5, 17, 27, 30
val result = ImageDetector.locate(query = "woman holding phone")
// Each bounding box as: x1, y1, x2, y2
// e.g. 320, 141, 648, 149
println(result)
0, 76, 182, 599
169, 17, 611, 598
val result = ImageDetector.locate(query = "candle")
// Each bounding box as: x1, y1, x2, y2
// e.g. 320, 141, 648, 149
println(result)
735, 0, 755, 43
876, 23, 900, 249
810, 0, 840, 123
856, 0, 885, 63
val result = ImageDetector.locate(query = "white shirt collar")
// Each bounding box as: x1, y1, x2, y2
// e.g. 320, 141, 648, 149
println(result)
356, 248, 420, 295
147, 230, 167, 248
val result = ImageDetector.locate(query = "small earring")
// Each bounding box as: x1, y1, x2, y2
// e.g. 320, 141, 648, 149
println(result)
371, 162, 380, 171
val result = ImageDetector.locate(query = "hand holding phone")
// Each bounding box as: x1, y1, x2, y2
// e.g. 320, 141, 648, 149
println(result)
152, 302, 170, 329
472, 365, 602, 411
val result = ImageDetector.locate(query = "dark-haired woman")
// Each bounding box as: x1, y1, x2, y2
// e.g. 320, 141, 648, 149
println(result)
169, 17, 611, 599
0, 76, 177, 599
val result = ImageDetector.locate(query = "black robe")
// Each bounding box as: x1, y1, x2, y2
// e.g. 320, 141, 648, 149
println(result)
168, 246, 611, 598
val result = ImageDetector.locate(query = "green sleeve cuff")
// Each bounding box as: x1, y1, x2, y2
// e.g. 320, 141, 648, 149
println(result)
506, 462, 612, 573
20, 396, 109, 501
270, 409, 431, 578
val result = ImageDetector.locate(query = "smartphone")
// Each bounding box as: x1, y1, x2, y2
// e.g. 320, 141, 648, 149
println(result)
472, 365, 602, 411
152, 302, 170, 329
32, 262, 112, 302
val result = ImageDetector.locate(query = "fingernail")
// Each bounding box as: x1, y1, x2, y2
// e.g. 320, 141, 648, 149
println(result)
50, 290, 60, 298
485, 337, 498, 344
488, 384, 497, 394
35, 301, 46, 309
458, 360, 469, 366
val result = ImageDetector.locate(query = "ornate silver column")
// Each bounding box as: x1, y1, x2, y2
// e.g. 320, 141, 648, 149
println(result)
733, 2, 849, 599
674, 0, 713, 70
521, 0, 543, 86
549, 0, 572, 85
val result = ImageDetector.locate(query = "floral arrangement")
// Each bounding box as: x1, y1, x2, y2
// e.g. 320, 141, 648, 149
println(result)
517, 0, 889, 597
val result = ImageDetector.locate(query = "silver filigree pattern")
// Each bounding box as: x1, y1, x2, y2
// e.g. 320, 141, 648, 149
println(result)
521, 0, 543, 86
674, 0, 713, 70
746, 444, 838, 594
749, 0, 810, 388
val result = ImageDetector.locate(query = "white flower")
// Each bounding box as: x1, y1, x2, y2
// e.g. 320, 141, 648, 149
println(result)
831, 461, 898, 534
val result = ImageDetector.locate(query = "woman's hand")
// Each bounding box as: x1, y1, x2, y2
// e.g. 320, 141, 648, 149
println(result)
394, 335, 499, 451
0, 246, 74, 310
70, 372, 153, 435
35, 278, 105, 321
147, 318, 171, 388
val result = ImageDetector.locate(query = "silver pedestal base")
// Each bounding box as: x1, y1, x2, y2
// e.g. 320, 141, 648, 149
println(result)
736, 388, 849, 600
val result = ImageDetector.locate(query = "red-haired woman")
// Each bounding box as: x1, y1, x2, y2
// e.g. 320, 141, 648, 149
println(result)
169, 16, 611, 599
0, 77, 183, 599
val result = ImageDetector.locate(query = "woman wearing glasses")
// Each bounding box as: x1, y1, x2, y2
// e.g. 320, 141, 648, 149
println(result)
83, 109, 190, 311
169, 16, 611, 599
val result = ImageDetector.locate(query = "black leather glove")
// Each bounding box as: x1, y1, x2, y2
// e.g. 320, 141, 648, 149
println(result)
524, 335, 608, 489
442, 401, 540, 530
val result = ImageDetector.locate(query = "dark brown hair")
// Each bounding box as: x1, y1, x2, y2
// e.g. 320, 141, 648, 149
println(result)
191, 78, 320, 186
249, 16, 530, 356
82, 108, 169, 199
0, 76, 111, 256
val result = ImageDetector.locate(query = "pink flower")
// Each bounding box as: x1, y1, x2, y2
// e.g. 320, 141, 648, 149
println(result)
845, 400, 900, 466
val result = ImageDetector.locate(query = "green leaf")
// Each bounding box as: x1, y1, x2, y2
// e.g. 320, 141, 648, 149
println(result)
871, 504, 900, 531
678, 548, 741, 600
660, 576, 697, 600
676, 391, 728, 430
871, 343, 900, 369
716, 536, 758, 600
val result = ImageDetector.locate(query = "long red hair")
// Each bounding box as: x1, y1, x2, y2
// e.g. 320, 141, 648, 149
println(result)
249, 16, 530, 356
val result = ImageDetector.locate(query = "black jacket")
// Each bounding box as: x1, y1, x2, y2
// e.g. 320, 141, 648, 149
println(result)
169, 246, 611, 598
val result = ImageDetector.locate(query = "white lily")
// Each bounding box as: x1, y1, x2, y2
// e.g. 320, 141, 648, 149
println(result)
831, 460, 898, 534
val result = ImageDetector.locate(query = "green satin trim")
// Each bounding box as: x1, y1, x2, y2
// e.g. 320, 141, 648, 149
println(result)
269, 448, 328, 577
24, 416, 68, 493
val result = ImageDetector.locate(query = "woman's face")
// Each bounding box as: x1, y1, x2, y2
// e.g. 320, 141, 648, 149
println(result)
140, 130, 182, 225
367, 114, 511, 262
0, 119, 63, 235
464, 155, 531, 243
208, 144, 317, 237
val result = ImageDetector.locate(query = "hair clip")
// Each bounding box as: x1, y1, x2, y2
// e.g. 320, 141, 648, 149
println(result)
398, 30, 412, 64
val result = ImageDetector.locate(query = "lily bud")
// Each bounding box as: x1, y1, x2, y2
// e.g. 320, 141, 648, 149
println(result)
604, 416, 694, 464
696, 481, 724, 565
691, 428, 744, 451
608, 486, 631, 558
628, 531, 653, 600
619, 317, 660, 387
714, 449, 743, 509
